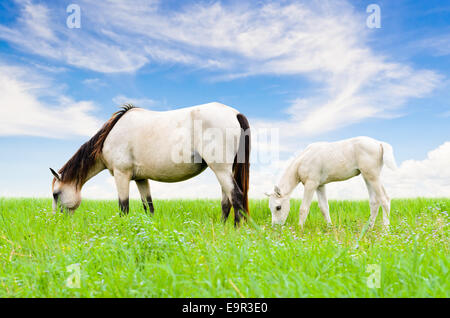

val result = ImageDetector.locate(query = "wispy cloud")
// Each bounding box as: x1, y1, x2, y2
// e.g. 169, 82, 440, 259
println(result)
418, 33, 450, 56
0, 0, 442, 139
0, 1, 148, 72
82, 78, 106, 89
0, 63, 101, 138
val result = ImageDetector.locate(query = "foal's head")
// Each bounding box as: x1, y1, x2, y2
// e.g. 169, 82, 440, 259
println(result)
266, 185, 290, 226
50, 168, 81, 214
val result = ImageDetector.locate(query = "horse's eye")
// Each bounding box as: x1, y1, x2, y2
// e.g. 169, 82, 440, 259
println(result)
53, 191, 60, 201
276, 205, 281, 211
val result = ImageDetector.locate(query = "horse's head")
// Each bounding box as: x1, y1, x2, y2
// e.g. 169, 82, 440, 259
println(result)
265, 185, 290, 226
50, 168, 81, 214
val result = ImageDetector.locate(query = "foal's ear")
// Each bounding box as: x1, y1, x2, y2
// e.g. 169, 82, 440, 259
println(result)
50, 168, 61, 181
264, 192, 272, 197
274, 185, 282, 197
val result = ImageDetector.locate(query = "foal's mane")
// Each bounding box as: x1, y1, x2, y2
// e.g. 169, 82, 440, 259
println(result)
57, 104, 137, 188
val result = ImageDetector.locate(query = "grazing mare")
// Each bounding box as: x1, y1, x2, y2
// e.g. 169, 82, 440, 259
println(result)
50, 102, 250, 226
266, 137, 397, 229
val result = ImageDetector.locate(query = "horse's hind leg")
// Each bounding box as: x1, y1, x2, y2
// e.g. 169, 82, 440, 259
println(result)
210, 164, 245, 227
231, 181, 247, 227
221, 189, 232, 223
316, 185, 332, 225
113, 170, 131, 215
363, 177, 380, 229
363, 174, 390, 229
136, 179, 154, 214
381, 184, 391, 228
372, 180, 390, 228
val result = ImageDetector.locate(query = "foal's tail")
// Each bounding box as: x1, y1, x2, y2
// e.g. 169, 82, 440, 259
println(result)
233, 113, 251, 214
381, 142, 397, 170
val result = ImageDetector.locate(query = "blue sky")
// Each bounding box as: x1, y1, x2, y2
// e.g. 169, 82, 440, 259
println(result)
0, 0, 449, 199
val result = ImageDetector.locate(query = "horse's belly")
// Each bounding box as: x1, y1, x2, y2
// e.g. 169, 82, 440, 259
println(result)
322, 156, 360, 183
324, 168, 360, 183
134, 162, 208, 182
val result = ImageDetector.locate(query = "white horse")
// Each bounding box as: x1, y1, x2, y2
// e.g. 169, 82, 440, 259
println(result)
266, 136, 397, 229
50, 102, 250, 226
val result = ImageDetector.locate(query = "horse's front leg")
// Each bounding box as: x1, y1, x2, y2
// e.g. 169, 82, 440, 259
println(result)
136, 179, 154, 214
299, 182, 318, 228
113, 170, 131, 215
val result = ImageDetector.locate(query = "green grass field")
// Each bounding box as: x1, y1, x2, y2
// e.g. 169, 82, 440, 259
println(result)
0, 197, 448, 297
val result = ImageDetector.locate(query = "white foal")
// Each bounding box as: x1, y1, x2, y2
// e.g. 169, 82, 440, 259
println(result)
266, 136, 397, 229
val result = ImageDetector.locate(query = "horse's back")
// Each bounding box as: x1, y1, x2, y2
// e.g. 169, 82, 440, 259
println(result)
298, 137, 382, 184
190, 102, 240, 128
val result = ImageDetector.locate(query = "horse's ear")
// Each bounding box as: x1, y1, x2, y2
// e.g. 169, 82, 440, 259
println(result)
274, 185, 282, 197
50, 168, 61, 181
264, 192, 271, 197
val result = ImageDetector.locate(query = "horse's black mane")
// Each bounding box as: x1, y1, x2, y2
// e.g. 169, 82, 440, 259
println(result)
57, 104, 137, 188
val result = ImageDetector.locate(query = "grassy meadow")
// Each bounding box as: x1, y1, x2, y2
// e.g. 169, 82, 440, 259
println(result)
0, 197, 448, 297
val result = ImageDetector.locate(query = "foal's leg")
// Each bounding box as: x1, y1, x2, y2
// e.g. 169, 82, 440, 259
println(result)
363, 178, 380, 229
221, 189, 232, 223
136, 179, 154, 214
316, 185, 332, 225
113, 170, 131, 215
381, 185, 391, 227
363, 173, 391, 229
367, 178, 390, 228
299, 182, 318, 228
370, 180, 390, 228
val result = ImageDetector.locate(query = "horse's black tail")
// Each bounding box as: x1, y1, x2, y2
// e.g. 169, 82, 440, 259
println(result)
233, 113, 250, 215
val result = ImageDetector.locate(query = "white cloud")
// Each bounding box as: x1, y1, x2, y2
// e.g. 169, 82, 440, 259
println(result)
0, 1, 148, 73
0, 1, 442, 138
0, 64, 101, 138
385, 142, 450, 197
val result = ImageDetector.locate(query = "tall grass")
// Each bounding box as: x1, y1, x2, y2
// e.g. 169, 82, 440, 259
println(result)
0, 197, 448, 297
